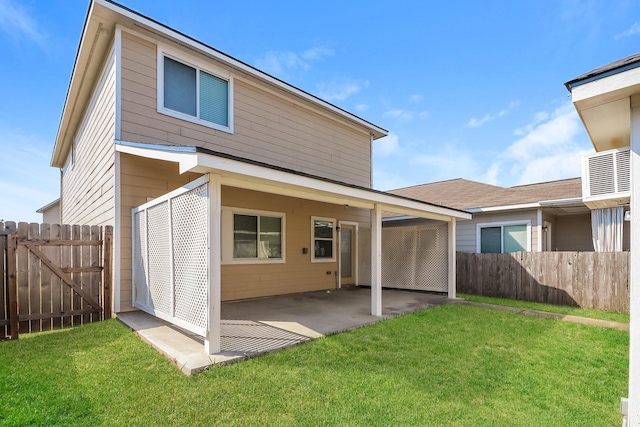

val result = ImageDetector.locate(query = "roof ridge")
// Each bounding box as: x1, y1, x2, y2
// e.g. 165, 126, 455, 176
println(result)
508, 177, 581, 189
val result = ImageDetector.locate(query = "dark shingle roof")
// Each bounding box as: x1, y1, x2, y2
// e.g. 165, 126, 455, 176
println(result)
388, 177, 582, 211
565, 52, 640, 91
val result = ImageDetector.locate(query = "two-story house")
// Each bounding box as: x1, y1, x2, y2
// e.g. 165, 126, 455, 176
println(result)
50, 0, 469, 354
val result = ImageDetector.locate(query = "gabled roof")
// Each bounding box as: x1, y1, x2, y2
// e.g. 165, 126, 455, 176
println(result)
388, 177, 583, 211
51, 0, 388, 167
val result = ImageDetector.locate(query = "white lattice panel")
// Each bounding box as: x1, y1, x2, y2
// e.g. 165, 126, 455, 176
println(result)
382, 223, 448, 292
147, 202, 172, 314
132, 179, 210, 337
171, 184, 209, 331
133, 210, 148, 307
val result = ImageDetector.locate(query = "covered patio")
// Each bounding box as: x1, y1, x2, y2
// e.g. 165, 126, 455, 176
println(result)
118, 287, 456, 375
119, 141, 470, 356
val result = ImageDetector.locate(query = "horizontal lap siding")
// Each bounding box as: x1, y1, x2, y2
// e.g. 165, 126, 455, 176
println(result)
119, 31, 372, 188
221, 187, 370, 301
118, 154, 202, 311
62, 48, 116, 227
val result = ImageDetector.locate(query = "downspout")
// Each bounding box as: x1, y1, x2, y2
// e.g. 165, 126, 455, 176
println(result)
370, 133, 374, 188
59, 168, 63, 222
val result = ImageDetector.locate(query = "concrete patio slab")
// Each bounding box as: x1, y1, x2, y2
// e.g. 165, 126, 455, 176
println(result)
118, 287, 455, 375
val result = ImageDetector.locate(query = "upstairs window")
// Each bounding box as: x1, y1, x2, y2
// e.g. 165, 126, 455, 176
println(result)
158, 49, 232, 132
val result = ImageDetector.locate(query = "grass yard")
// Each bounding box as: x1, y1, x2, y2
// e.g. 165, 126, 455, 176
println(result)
0, 304, 628, 426
460, 293, 631, 323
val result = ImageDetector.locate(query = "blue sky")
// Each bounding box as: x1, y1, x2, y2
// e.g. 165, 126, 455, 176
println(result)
1, 0, 640, 222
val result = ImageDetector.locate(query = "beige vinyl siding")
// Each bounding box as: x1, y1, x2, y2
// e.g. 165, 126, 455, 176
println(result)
221, 187, 370, 301
457, 210, 539, 252
119, 31, 372, 188
118, 154, 202, 311
61, 47, 116, 226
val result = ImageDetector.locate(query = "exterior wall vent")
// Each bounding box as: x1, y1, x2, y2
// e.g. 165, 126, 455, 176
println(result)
582, 147, 631, 209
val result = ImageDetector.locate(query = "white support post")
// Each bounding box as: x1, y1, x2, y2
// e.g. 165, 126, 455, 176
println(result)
205, 173, 222, 355
448, 218, 457, 299
628, 106, 640, 425
371, 204, 382, 316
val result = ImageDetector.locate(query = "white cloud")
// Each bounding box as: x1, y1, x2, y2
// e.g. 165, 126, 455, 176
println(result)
410, 94, 423, 103
481, 102, 594, 186
317, 79, 365, 102
254, 45, 333, 78
467, 101, 519, 128
467, 113, 492, 128
383, 109, 430, 121
301, 46, 333, 61
374, 133, 399, 157
0, 0, 45, 46
355, 104, 369, 111
615, 22, 640, 40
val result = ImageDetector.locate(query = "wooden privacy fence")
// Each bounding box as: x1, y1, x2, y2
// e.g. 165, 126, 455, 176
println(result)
457, 251, 630, 313
0, 221, 113, 340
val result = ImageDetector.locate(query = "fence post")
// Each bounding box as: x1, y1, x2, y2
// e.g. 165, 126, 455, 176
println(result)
103, 226, 113, 320
7, 232, 18, 340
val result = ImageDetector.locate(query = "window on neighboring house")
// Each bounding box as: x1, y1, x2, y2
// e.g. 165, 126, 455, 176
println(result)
312, 217, 335, 262
222, 208, 284, 263
478, 223, 529, 253
159, 51, 232, 132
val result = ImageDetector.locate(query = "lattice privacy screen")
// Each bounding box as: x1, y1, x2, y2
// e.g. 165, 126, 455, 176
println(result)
381, 223, 448, 292
132, 182, 209, 336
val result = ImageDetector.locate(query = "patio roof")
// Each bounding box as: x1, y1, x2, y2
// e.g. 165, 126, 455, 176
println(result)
115, 140, 471, 221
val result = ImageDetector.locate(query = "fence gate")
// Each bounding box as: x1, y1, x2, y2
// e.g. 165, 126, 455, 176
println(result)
132, 176, 209, 336
1, 221, 112, 340
382, 223, 449, 292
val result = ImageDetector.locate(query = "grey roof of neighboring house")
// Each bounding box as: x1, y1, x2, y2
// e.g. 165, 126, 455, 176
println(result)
387, 177, 583, 211
565, 52, 640, 91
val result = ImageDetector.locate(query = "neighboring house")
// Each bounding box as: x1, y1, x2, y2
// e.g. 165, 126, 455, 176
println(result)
565, 53, 640, 426
385, 177, 628, 253
49, 0, 469, 354
36, 199, 61, 224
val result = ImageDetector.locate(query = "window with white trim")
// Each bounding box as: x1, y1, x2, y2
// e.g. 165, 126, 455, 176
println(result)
221, 208, 284, 264
158, 48, 232, 132
478, 222, 529, 253
312, 217, 336, 262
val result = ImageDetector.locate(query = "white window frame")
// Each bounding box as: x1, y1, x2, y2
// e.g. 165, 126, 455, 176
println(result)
476, 220, 532, 253
221, 207, 285, 265
311, 216, 336, 263
157, 44, 234, 133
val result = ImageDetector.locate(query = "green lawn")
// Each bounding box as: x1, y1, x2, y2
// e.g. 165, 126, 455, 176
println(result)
0, 304, 628, 426
460, 293, 631, 323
